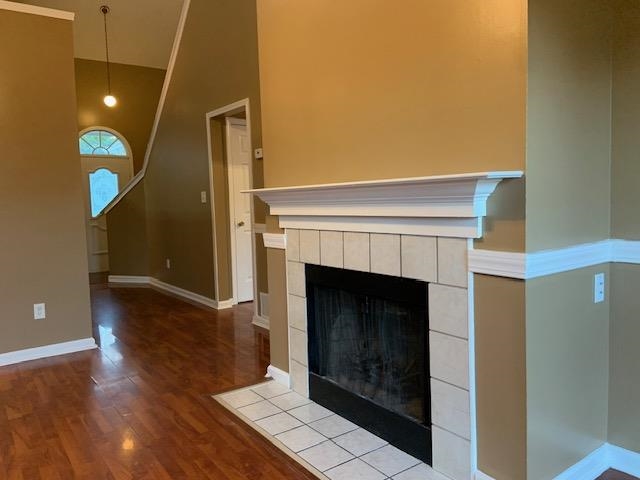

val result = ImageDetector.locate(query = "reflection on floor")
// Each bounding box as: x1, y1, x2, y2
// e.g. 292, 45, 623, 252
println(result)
0, 285, 315, 479
216, 383, 449, 480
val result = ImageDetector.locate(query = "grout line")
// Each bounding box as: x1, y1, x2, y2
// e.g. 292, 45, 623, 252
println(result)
429, 327, 469, 342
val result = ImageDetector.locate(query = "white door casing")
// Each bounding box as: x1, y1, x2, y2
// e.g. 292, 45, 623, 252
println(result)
226, 117, 254, 303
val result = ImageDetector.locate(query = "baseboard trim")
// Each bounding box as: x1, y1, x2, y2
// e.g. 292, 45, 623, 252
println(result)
0, 338, 97, 367
215, 299, 234, 310
108, 275, 150, 284
252, 314, 270, 330
554, 443, 640, 480
474, 471, 496, 480
266, 364, 290, 388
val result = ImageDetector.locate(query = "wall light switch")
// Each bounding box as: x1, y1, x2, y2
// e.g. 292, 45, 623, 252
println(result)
34, 303, 46, 320
200, 191, 207, 203
594, 272, 605, 303
254, 148, 263, 159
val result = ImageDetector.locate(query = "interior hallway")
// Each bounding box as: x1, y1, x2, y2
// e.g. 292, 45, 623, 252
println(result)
0, 281, 315, 479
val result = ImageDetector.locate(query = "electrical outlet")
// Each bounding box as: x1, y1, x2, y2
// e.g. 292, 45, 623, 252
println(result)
200, 191, 207, 204
594, 272, 605, 303
166, 258, 171, 269
34, 303, 46, 320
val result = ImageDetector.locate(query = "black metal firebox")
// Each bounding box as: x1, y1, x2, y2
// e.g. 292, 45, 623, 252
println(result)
306, 264, 431, 464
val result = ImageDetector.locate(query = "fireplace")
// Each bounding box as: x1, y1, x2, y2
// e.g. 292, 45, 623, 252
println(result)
306, 264, 431, 463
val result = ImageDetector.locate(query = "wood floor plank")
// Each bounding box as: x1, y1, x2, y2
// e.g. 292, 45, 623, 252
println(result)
0, 283, 316, 479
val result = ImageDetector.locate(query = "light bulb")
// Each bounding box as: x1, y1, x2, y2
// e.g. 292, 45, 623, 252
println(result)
103, 94, 117, 107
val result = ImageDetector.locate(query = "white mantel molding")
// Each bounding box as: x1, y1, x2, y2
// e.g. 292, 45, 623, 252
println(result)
246, 172, 523, 239
469, 239, 640, 280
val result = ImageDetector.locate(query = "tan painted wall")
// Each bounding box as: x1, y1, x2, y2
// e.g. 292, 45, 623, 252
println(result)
106, 181, 149, 276
75, 59, 166, 173
609, 263, 640, 452
475, 275, 527, 480
257, 0, 526, 188
526, 0, 612, 252
0, 10, 92, 353
143, 0, 266, 301
526, 266, 610, 479
611, 1, 640, 240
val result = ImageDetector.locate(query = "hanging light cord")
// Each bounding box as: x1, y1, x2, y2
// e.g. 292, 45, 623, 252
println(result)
101, 6, 112, 95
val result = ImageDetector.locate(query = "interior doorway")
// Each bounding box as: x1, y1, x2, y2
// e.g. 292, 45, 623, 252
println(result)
79, 127, 133, 273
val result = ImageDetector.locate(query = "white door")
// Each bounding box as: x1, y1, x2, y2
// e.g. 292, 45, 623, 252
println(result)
226, 118, 254, 303
81, 156, 132, 273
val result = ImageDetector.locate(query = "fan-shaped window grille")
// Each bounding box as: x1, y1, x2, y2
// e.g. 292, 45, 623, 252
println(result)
79, 130, 128, 156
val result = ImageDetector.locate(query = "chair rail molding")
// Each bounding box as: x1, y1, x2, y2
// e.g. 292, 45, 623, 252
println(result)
246, 171, 523, 239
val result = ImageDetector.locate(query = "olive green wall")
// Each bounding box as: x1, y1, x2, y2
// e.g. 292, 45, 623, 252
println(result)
143, 0, 265, 301
475, 275, 527, 480
75, 59, 166, 173
0, 9, 92, 353
526, 266, 610, 479
526, 0, 612, 252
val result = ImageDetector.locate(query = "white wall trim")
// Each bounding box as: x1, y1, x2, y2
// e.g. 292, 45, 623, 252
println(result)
469, 239, 640, 279
474, 471, 496, 480
554, 443, 640, 480
101, 0, 191, 215
266, 364, 291, 388
252, 315, 270, 330
108, 275, 150, 284
0, 0, 74, 20
247, 172, 522, 239
0, 338, 97, 367
263, 233, 287, 250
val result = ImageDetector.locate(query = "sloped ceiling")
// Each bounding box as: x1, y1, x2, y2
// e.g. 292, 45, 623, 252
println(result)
18, 0, 184, 69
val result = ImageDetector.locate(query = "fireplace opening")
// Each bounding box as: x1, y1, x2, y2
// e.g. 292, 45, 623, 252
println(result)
306, 264, 431, 464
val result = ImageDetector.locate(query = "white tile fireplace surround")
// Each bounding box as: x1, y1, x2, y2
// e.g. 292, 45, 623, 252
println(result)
248, 172, 524, 480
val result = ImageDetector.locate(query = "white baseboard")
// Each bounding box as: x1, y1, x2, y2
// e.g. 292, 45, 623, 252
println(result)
252, 314, 270, 330
216, 298, 234, 310
474, 471, 496, 480
0, 337, 97, 367
554, 443, 640, 480
108, 275, 150, 284
266, 364, 290, 388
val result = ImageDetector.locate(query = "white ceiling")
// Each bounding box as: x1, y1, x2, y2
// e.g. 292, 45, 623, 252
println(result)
18, 0, 184, 69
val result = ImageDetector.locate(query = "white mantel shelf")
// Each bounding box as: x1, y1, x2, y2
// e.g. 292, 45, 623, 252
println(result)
246, 171, 523, 238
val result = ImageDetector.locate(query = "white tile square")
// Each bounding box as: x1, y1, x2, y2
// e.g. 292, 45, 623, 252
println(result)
251, 381, 291, 399
288, 294, 307, 331
298, 440, 354, 472
320, 231, 344, 268
437, 238, 468, 287
237, 400, 282, 421
325, 458, 386, 480
220, 389, 263, 408
344, 232, 370, 272
287, 261, 306, 297
370, 234, 401, 276
333, 428, 387, 456
432, 426, 471, 480
288, 402, 333, 424
431, 379, 470, 440
430, 331, 469, 389
255, 412, 303, 436
290, 327, 308, 366
270, 391, 312, 410
300, 230, 320, 265
309, 415, 359, 438
361, 444, 421, 477
401, 235, 437, 282
286, 229, 300, 261
429, 284, 468, 339
275, 425, 327, 452
290, 360, 309, 397
393, 463, 451, 480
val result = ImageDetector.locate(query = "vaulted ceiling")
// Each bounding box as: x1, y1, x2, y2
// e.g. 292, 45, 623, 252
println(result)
18, 0, 183, 69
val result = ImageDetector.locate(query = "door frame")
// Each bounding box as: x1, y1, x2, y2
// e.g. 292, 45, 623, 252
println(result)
205, 99, 257, 308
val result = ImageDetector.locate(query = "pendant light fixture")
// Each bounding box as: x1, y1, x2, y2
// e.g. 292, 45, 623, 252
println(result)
100, 5, 117, 108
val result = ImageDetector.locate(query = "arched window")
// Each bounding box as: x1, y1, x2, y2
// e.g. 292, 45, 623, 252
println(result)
79, 129, 128, 156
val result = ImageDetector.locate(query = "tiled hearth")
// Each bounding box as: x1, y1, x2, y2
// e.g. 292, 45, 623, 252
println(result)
285, 229, 472, 480
215, 381, 449, 480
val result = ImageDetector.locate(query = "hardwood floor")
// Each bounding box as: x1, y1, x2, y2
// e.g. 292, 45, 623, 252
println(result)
0, 283, 316, 479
